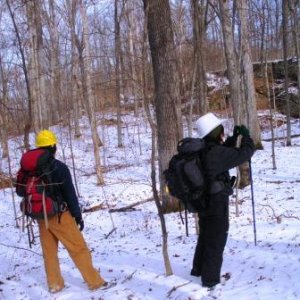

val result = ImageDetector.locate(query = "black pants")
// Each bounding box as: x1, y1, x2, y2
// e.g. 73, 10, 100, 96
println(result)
192, 212, 229, 286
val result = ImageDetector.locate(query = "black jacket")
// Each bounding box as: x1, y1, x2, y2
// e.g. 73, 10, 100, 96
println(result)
201, 135, 255, 216
50, 159, 82, 219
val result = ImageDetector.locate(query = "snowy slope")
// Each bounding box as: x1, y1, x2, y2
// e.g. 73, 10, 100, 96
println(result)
0, 112, 299, 300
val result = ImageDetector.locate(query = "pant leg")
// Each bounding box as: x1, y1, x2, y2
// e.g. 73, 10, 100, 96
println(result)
192, 216, 204, 274
38, 220, 64, 291
200, 214, 229, 286
47, 211, 106, 290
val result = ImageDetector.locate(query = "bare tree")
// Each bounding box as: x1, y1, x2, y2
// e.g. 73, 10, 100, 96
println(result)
143, 0, 185, 276
45, 0, 62, 124
6, 0, 32, 149
282, 0, 292, 146
0, 56, 9, 158
115, 0, 123, 148
77, 0, 104, 184
218, 0, 244, 124
238, 0, 262, 148
65, 0, 82, 138
192, 0, 208, 115
143, 0, 183, 193
25, 0, 49, 131
288, 0, 300, 118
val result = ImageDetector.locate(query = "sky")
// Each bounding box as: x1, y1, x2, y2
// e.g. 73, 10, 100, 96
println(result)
0, 110, 299, 300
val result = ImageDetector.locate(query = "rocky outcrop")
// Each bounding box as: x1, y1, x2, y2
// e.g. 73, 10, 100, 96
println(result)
207, 59, 299, 117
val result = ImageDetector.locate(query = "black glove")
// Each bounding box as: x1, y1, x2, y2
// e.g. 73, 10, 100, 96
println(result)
240, 125, 250, 137
230, 176, 237, 187
233, 125, 241, 137
75, 217, 84, 231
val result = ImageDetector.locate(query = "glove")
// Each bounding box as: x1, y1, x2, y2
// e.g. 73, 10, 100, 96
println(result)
233, 125, 241, 137
230, 176, 237, 187
239, 125, 250, 137
75, 217, 84, 231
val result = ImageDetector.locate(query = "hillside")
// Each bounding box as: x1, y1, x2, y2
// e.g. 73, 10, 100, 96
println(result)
0, 111, 299, 300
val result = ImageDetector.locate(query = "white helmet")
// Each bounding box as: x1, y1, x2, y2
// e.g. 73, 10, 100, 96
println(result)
195, 112, 224, 138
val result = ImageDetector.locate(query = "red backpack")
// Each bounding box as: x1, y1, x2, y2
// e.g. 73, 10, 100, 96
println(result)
16, 149, 59, 220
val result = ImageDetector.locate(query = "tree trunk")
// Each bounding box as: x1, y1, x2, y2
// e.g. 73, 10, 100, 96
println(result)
48, 0, 62, 125
150, 122, 173, 276
288, 0, 300, 118
0, 56, 9, 158
192, 0, 208, 115
238, 0, 262, 148
6, 0, 32, 149
25, 0, 49, 131
115, 0, 123, 148
126, 1, 140, 116
67, 0, 81, 138
143, 0, 183, 212
282, 0, 292, 146
218, 0, 243, 124
78, 0, 104, 185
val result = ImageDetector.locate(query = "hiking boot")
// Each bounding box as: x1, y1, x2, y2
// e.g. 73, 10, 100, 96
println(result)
190, 268, 201, 277
221, 272, 231, 285
206, 284, 222, 299
89, 281, 116, 291
202, 280, 219, 288
100, 281, 117, 290
49, 284, 64, 293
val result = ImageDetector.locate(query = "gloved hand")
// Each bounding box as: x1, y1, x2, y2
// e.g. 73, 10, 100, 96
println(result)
233, 125, 241, 137
239, 125, 250, 136
75, 217, 84, 231
230, 176, 237, 187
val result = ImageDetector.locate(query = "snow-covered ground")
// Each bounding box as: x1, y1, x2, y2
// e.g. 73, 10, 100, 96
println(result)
0, 112, 299, 300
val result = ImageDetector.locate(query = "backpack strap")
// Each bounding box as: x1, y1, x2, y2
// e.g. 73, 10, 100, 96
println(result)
41, 181, 49, 229
41, 160, 66, 224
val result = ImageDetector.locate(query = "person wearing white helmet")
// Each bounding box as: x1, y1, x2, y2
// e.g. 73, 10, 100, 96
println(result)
191, 113, 255, 289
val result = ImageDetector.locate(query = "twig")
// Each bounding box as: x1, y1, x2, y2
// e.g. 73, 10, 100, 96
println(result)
105, 227, 117, 239
262, 133, 300, 141
121, 270, 137, 284
260, 204, 300, 223
0, 242, 42, 256
109, 198, 154, 213
82, 203, 107, 213
167, 281, 191, 298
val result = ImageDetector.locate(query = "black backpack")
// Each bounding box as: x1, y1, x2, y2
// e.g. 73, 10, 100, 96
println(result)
163, 137, 207, 213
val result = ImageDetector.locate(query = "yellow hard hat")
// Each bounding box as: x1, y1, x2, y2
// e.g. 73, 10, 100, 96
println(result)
35, 130, 57, 147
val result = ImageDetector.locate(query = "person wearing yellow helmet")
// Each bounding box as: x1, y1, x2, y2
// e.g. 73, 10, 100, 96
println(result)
27, 129, 108, 292
35, 129, 58, 148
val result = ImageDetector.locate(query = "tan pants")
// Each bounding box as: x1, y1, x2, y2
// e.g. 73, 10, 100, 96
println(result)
38, 211, 105, 291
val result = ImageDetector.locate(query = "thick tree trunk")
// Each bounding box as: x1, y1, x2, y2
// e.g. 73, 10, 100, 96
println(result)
143, 0, 185, 276
143, 0, 183, 196
219, 0, 243, 124
192, 0, 208, 115
238, 0, 262, 148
